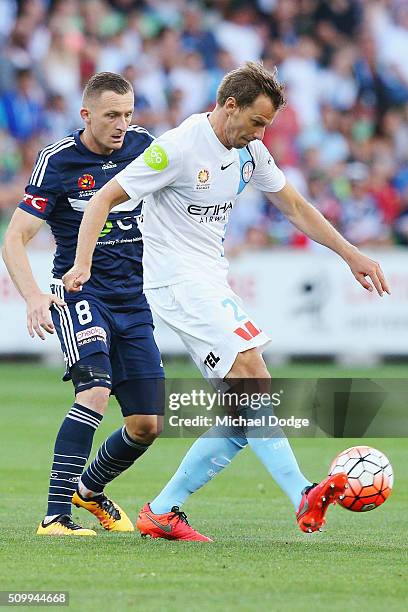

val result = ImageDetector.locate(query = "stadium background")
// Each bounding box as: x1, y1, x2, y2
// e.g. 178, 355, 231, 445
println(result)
0, 1, 407, 611
1, 0, 408, 361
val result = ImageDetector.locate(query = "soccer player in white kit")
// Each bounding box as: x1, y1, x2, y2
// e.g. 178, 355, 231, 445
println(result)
64, 62, 390, 541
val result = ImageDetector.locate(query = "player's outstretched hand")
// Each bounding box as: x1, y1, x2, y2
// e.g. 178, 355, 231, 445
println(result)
62, 265, 91, 294
346, 249, 390, 297
27, 293, 66, 340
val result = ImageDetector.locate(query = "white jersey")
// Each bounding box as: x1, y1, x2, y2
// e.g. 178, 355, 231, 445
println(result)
116, 113, 286, 289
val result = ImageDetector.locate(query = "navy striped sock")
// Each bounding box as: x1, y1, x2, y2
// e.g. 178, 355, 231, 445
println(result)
47, 403, 103, 516
80, 427, 150, 494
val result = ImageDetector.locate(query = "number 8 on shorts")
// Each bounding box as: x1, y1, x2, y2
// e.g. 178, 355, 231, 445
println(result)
75, 300, 93, 325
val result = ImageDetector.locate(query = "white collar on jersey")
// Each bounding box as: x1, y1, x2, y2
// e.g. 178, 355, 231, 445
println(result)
203, 113, 234, 155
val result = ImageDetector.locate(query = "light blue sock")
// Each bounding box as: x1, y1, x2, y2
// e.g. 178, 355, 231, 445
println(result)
245, 403, 311, 509
150, 426, 247, 514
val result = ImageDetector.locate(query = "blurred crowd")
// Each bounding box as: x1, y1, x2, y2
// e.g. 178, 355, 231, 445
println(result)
1, 0, 408, 252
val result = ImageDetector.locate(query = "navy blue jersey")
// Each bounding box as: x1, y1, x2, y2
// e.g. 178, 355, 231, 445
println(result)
18, 126, 153, 301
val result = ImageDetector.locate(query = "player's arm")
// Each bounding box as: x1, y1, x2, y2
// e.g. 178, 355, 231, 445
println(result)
63, 178, 129, 292
266, 182, 390, 296
2, 209, 66, 339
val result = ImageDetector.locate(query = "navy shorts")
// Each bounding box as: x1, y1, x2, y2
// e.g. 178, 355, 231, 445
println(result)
50, 282, 164, 412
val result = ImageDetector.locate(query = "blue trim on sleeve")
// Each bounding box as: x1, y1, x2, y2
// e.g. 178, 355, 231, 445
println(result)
237, 146, 255, 195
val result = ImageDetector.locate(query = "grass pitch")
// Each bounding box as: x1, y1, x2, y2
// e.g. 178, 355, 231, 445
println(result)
0, 362, 407, 611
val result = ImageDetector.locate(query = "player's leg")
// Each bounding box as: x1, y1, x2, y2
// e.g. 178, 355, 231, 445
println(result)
226, 349, 348, 533
37, 287, 112, 535
136, 282, 256, 540
74, 320, 165, 530
79, 396, 162, 499
74, 379, 163, 531
137, 281, 345, 537
146, 349, 308, 516
148, 424, 247, 515
225, 348, 311, 509
37, 354, 111, 536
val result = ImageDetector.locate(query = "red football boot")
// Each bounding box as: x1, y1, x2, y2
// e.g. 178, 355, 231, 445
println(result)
296, 473, 348, 533
136, 503, 212, 542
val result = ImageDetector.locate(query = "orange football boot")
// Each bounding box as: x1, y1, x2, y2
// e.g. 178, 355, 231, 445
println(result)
296, 473, 348, 533
136, 503, 212, 542
72, 490, 134, 532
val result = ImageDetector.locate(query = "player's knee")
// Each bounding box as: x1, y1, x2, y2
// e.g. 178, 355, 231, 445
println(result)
124, 416, 162, 445
227, 349, 270, 380
76, 386, 110, 415
71, 354, 112, 414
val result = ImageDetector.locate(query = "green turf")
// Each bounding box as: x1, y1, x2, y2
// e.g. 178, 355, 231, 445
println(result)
0, 362, 407, 611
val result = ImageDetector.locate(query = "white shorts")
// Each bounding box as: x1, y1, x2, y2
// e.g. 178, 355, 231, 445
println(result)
146, 278, 270, 379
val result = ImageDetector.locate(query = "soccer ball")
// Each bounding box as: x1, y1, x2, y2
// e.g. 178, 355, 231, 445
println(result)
329, 446, 393, 512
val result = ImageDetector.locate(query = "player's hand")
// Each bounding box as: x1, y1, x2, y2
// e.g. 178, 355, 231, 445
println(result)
62, 264, 91, 293
346, 249, 390, 297
26, 293, 66, 340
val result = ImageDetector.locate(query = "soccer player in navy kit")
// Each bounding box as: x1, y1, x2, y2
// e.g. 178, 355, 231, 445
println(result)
2, 73, 164, 535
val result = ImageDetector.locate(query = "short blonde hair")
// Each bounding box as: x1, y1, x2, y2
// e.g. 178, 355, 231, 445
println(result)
83, 72, 133, 104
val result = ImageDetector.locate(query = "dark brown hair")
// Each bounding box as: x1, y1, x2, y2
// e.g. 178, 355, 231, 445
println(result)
82, 72, 133, 104
216, 61, 286, 110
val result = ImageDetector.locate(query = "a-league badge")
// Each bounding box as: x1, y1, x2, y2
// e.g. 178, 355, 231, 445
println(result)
77, 174, 95, 190
195, 168, 211, 190
241, 160, 254, 183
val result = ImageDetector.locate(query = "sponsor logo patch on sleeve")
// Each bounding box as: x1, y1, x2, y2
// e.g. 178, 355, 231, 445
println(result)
23, 193, 48, 213
143, 144, 168, 171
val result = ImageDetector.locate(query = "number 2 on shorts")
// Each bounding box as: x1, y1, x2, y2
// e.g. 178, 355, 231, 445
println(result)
222, 298, 246, 322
